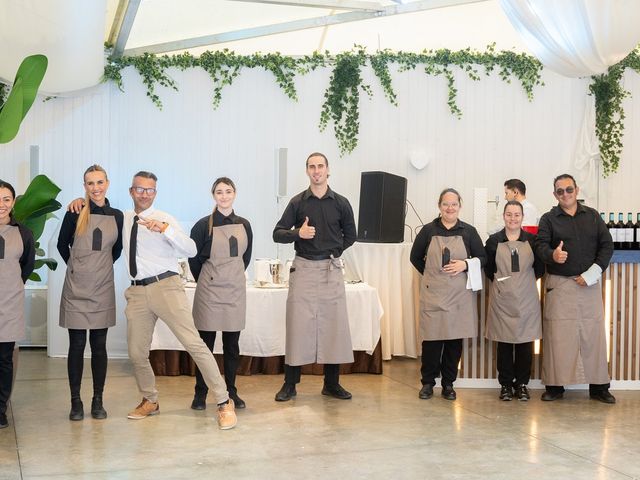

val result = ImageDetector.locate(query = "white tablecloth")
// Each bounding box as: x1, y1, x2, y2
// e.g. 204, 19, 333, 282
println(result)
151, 283, 383, 356
343, 242, 420, 359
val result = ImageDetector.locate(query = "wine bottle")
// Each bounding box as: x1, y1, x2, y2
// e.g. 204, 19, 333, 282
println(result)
625, 213, 635, 250
617, 213, 625, 250
635, 213, 640, 250
607, 213, 617, 248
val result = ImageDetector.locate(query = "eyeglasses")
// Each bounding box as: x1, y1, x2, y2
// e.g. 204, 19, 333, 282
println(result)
441, 203, 460, 208
131, 187, 156, 195
555, 186, 575, 196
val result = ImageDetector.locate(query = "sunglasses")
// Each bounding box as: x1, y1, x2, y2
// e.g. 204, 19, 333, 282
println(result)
555, 186, 575, 196
131, 187, 156, 195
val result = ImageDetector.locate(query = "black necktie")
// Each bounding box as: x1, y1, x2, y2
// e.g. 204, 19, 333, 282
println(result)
129, 215, 139, 277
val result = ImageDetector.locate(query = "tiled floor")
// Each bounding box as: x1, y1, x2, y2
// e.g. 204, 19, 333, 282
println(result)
1, 350, 639, 479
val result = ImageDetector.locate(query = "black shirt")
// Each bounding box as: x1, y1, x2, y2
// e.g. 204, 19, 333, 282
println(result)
273, 187, 357, 259
5, 219, 36, 283
189, 209, 253, 281
410, 217, 487, 275
484, 228, 545, 282
56, 199, 124, 264
535, 203, 613, 277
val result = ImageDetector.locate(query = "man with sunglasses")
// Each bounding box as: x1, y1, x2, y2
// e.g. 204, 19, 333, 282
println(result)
535, 174, 614, 403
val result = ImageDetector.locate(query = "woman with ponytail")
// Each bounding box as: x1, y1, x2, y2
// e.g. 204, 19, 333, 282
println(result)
189, 177, 252, 410
0, 180, 35, 429
57, 165, 123, 421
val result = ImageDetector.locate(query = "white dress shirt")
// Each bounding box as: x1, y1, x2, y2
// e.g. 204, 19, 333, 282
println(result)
123, 207, 197, 280
521, 199, 540, 227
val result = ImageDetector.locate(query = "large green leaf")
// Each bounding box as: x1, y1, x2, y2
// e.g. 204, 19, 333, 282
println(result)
21, 214, 46, 242
34, 258, 57, 271
0, 54, 48, 144
0, 78, 23, 143
13, 175, 61, 221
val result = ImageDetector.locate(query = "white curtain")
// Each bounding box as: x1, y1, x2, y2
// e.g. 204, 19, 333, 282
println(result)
573, 95, 599, 206
500, 0, 640, 77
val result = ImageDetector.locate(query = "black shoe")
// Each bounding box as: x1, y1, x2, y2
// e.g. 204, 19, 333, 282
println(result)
441, 385, 457, 401
275, 383, 297, 402
541, 390, 564, 401
419, 384, 433, 400
69, 398, 84, 421
590, 390, 616, 404
499, 385, 513, 401
191, 394, 207, 410
514, 384, 530, 401
230, 393, 246, 409
321, 384, 352, 400
91, 396, 107, 419
0, 413, 7, 429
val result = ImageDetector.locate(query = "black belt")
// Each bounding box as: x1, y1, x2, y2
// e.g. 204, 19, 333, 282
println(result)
297, 253, 333, 261
131, 271, 178, 286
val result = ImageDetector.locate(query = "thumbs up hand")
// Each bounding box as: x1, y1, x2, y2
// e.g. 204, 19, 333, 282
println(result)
552, 240, 568, 264
299, 216, 316, 239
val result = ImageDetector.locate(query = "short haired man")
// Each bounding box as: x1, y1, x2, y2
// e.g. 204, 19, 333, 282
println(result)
72, 171, 238, 428
272, 152, 357, 402
503, 179, 540, 230
535, 174, 615, 403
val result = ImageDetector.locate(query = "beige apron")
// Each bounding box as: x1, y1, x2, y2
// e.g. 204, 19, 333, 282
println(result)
486, 240, 541, 343
419, 235, 477, 341
60, 215, 118, 329
0, 225, 25, 342
193, 223, 247, 331
285, 256, 354, 366
542, 273, 610, 385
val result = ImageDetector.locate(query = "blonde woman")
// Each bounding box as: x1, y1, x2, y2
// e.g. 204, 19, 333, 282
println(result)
57, 165, 123, 421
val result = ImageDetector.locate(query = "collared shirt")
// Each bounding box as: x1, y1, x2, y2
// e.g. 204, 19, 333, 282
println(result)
273, 186, 357, 259
189, 209, 253, 281
484, 228, 545, 281
56, 199, 124, 264
521, 199, 540, 227
123, 206, 197, 280
410, 217, 487, 275
535, 203, 613, 277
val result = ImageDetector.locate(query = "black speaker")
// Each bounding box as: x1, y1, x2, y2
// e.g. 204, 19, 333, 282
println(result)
357, 171, 407, 243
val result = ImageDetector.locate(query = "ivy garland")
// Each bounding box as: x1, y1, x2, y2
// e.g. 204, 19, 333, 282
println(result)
103, 45, 545, 156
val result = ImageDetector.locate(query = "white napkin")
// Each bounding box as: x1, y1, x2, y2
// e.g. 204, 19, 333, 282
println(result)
580, 263, 602, 287
465, 257, 483, 291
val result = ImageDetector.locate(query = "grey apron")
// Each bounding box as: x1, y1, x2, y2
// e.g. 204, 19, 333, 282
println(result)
285, 256, 354, 366
486, 240, 541, 343
419, 235, 477, 341
193, 223, 247, 331
542, 273, 610, 385
0, 225, 25, 342
60, 214, 117, 329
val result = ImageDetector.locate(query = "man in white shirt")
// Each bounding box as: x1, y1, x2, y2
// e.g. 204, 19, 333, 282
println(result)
503, 179, 539, 230
117, 171, 237, 429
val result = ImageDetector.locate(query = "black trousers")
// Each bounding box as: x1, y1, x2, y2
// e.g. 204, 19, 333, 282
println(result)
420, 339, 463, 387
284, 363, 340, 387
497, 341, 533, 386
195, 330, 241, 397
67, 328, 108, 399
0, 342, 15, 415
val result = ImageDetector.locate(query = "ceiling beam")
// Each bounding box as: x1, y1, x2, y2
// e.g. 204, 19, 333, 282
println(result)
228, 0, 384, 12
111, 0, 142, 57
123, 0, 490, 56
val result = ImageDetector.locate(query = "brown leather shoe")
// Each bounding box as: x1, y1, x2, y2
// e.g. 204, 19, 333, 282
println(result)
127, 398, 159, 419
217, 399, 237, 430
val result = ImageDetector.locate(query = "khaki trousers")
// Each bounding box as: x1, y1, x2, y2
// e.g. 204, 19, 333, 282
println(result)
124, 275, 228, 404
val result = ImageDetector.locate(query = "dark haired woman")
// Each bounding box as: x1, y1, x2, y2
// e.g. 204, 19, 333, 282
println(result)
410, 188, 486, 401
57, 165, 123, 421
189, 177, 253, 410
0, 180, 35, 429
485, 200, 544, 401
